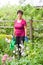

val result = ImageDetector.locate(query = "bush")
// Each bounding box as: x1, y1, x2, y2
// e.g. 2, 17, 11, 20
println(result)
0, 34, 43, 65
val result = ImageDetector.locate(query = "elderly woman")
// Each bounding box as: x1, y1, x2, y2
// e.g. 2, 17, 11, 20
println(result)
14, 10, 27, 57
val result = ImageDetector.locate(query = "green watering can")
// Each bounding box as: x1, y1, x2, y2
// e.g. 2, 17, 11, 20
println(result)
10, 36, 16, 50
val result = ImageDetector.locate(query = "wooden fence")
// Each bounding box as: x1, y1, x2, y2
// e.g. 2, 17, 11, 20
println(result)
0, 19, 43, 41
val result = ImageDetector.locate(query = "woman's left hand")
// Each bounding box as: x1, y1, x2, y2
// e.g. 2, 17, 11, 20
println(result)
25, 36, 28, 42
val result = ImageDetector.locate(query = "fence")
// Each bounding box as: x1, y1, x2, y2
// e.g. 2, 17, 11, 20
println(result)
0, 19, 43, 41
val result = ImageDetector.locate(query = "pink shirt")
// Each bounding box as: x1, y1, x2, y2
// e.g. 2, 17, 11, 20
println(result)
14, 19, 27, 36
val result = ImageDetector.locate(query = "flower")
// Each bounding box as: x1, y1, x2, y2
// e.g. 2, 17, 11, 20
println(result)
2, 54, 8, 63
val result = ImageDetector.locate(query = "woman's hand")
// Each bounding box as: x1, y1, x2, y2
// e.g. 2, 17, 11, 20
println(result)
25, 36, 28, 42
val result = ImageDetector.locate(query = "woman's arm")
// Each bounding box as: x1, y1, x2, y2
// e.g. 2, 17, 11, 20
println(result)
13, 28, 16, 37
24, 26, 28, 42
24, 26, 27, 37
13, 20, 16, 37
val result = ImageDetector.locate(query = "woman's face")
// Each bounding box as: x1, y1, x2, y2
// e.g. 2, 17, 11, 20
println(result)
17, 13, 22, 19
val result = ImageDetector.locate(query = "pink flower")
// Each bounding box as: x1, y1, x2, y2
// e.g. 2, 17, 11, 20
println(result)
2, 54, 8, 63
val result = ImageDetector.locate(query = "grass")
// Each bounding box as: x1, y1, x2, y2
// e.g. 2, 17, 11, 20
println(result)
0, 34, 43, 65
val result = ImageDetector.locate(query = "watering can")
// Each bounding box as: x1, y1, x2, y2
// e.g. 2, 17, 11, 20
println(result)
10, 36, 16, 50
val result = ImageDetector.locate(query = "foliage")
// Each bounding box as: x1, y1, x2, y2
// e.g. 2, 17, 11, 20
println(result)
0, 4, 43, 65
0, 5, 43, 20
0, 34, 13, 56
0, 34, 43, 65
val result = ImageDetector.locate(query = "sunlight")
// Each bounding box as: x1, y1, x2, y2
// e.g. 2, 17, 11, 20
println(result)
0, 0, 43, 7
0, 0, 19, 7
